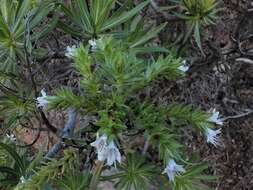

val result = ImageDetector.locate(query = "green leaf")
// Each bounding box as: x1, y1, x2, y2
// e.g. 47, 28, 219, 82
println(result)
76, 0, 93, 34
194, 22, 202, 52
0, 142, 26, 175
110, 154, 157, 190
57, 20, 84, 37
130, 22, 167, 48
173, 163, 216, 190
0, 166, 19, 176
131, 46, 169, 54
90, 0, 115, 32
145, 55, 182, 82
101, 1, 149, 31
183, 22, 195, 44
0, 178, 19, 188
13, 0, 31, 32
29, 1, 55, 29
32, 15, 59, 41
54, 172, 90, 190
26, 149, 43, 173
47, 88, 86, 110
0, 14, 10, 36
166, 103, 210, 131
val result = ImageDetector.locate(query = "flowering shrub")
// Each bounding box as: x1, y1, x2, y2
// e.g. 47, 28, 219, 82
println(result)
0, 0, 221, 190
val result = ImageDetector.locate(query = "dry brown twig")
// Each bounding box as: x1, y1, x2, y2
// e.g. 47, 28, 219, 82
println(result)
221, 109, 253, 121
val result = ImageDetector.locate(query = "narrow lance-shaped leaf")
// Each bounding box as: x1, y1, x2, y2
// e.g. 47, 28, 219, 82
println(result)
100, 0, 150, 32
194, 22, 202, 52
13, 0, 31, 32
76, 0, 93, 34
0, 166, 19, 176
0, 142, 26, 175
130, 22, 167, 48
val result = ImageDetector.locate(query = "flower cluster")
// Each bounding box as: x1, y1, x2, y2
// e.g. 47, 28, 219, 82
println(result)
205, 108, 223, 147
6, 134, 16, 142
91, 134, 121, 167
163, 108, 224, 181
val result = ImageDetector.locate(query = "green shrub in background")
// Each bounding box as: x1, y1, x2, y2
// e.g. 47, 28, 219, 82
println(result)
0, 0, 57, 74
176, 0, 219, 51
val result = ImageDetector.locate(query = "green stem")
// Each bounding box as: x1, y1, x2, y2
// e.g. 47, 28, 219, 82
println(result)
89, 161, 104, 190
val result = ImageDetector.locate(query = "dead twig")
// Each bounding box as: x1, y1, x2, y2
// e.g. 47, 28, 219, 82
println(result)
235, 58, 253, 64
221, 110, 253, 121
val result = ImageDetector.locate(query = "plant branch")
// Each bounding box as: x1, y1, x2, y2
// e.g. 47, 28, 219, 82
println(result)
24, 11, 58, 134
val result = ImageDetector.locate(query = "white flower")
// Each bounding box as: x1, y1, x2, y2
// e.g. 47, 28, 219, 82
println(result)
88, 39, 97, 50
36, 89, 49, 108
178, 65, 189, 72
163, 159, 185, 182
20, 176, 26, 183
6, 134, 16, 142
65, 45, 77, 58
178, 60, 189, 72
90, 135, 121, 167
207, 109, 223, 125
205, 128, 221, 147
105, 141, 121, 167
90, 134, 108, 161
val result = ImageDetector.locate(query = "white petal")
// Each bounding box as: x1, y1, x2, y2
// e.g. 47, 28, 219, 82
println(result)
97, 149, 108, 161
20, 176, 26, 183
178, 65, 189, 72
105, 141, 121, 167
65, 45, 77, 58
116, 149, 121, 163
41, 89, 47, 97
36, 89, 49, 108
88, 39, 97, 51
90, 134, 108, 161
88, 39, 96, 46
6, 134, 16, 142
90, 134, 107, 152
36, 97, 48, 108
205, 128, 222, 147
91, 136, 121, 166
164, 159, 185, 182
207, 109, 223, 125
